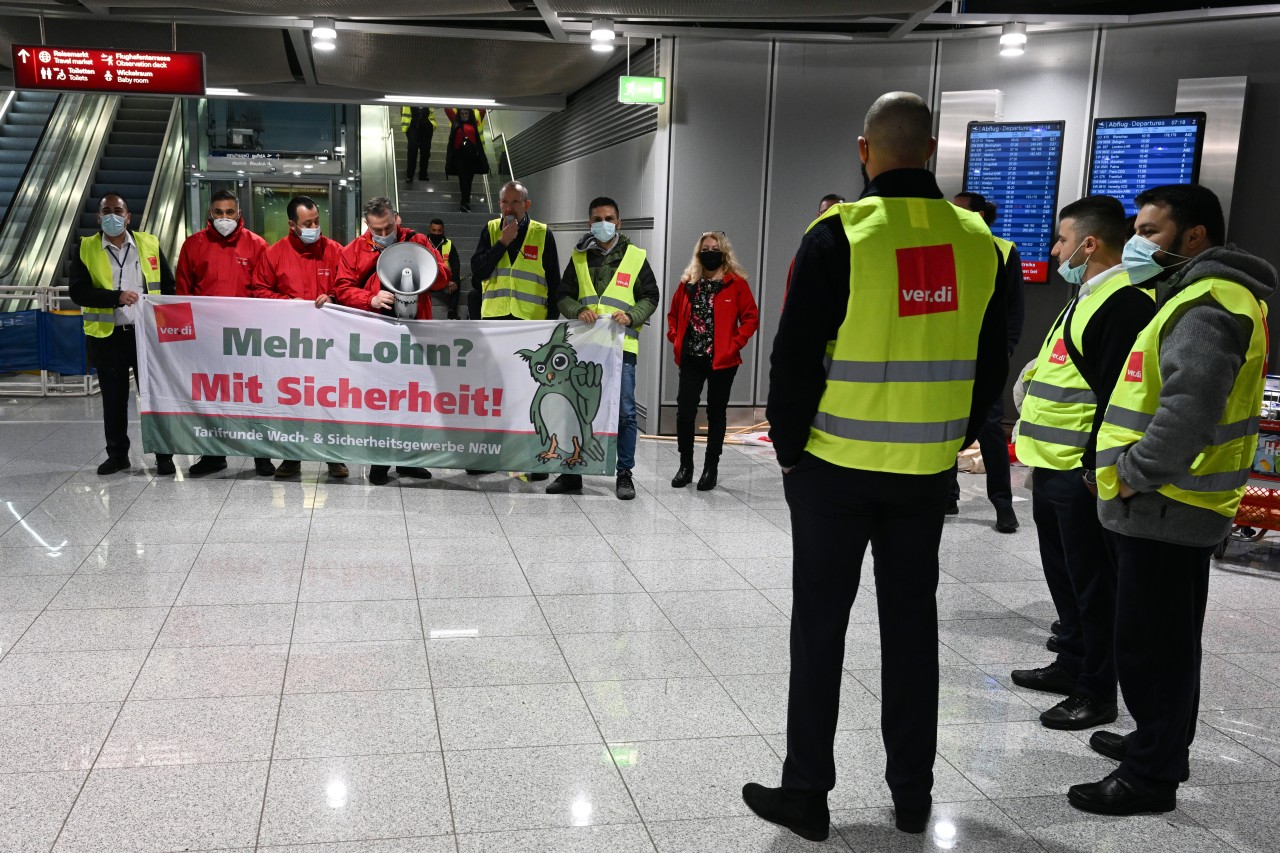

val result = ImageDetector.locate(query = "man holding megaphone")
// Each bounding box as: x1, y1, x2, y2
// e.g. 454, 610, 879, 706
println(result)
334, 196, 451, 484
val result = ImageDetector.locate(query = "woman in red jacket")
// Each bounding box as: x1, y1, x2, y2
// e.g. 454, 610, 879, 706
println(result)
666, 231, 760, 491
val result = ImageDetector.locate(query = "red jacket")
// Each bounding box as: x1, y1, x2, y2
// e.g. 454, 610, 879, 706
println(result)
666, 271, 760, 370
175, 222, 268, 297
249, 234, 342, 301
334, 227, 450, 319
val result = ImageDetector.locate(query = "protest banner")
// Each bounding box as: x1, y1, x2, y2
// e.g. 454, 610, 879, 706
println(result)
136, 296, 624, 474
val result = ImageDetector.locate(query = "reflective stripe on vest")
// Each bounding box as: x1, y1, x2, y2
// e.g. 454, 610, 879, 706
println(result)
1014, 270, 1144, 470
573, 244, 648, 354
481, 219, 550, 319
1096, 277, 1268, 517
80, 232, 162, 338
805, 198, 997, 475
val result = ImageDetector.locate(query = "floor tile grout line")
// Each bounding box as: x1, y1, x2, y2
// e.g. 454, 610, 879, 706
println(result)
249, 470, 321, 853
402, 479, 463, 853
39, 455, 237, 853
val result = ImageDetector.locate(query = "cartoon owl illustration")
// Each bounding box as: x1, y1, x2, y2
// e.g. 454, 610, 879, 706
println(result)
517, 323, 604, 468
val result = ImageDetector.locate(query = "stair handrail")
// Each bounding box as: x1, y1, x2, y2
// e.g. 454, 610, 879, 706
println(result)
0, 95, 121, 296
0, 90, 15, 127
140, 98, 188, 264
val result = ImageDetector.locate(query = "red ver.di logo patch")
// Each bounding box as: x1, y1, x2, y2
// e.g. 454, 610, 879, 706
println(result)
154, 302, 196, 343
616, 272, 632, 288
523, 244, 539, 261
896, 245, 958, 317
1124, 351, 1144, 382
1050, 338, 1069, 365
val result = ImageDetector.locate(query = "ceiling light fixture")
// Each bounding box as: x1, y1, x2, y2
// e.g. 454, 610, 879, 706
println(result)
379, 95, 497, 106
1000, 22, 1027, 57
312, 17, 338, 52
591, 17, 616, 51
205, 87, 246, 97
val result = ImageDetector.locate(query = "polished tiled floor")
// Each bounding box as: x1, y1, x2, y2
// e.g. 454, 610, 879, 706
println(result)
2, 394, 1280, 852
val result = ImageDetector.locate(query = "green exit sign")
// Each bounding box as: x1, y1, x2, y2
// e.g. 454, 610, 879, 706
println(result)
618, 76, 666, 105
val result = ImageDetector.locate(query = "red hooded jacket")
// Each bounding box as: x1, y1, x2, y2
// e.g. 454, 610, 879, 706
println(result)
249, 233, 343, 301
667, 271, 760, 371
334, 227, 450, 319
175, 221, 268, 297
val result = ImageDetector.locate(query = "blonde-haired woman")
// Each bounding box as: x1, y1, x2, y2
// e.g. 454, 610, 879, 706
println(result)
666, 231, 759, 490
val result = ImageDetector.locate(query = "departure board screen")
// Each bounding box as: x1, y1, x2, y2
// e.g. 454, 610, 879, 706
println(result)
963, 121, 1065, 284
1088, 114, 1206, 215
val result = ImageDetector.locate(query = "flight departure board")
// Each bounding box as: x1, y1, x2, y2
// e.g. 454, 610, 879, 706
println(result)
1088, 114, 1206, 215
963, 121, 1065, 283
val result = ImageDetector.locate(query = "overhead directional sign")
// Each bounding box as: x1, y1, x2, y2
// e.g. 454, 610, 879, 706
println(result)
618, 76, 666, 105
11, 45, 206, 96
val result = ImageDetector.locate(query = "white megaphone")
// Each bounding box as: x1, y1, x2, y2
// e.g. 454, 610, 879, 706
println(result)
375, 241, 438, 319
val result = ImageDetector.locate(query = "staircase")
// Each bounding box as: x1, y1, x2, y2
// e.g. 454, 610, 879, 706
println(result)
0, 91, 59, 228
60, 96, 171, 285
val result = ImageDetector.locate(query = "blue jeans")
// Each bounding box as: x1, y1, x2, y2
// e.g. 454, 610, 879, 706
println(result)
618, 360, 637, 472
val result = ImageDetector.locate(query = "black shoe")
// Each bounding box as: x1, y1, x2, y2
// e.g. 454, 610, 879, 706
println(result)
995, 507, 1019, 533
547, 474, 582, 494
1051, 620, 1062, 636
696, 465, 718, 491
189, 456, 227, 477
945, 500, 960, 515
528, 472, 549, 481
254, 458, 276, 477
616, 469, 636, 501
1040, 693, 1118, 731
741, 783, 829, 842
395, 466, 432, 480
895, 805, 931, 834
405, 177, 414, 185
1010, 661, 1077, 696
1047, 635, 1063, 655
1068, 775, 1175, 816
274, 460, 302, 478
1088, 731, 1190, 782
368, 465, 390, 485
671, 463, 694, 488
97, 456, 130, 475
1089, 730, 1130, 762
465, 469, 488, 476
155, 455, 175, 476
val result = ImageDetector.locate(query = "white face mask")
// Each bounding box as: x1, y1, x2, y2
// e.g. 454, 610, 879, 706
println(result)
298, 226, 321, 244
212, 217, 239, 237
591, 221, 616, 243
101, 214, 127, 237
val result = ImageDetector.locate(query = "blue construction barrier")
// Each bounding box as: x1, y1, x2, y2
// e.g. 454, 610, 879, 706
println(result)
0, 310, 90, 375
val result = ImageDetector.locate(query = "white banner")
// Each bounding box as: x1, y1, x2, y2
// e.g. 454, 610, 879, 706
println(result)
136, 296, 624, 474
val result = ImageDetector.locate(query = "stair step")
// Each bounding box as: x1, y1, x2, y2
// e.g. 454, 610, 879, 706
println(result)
102, 145, 160, 159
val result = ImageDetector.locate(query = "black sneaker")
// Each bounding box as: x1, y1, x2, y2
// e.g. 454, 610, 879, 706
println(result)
97, 456, 130, 475
189, 456, 227, 477
547, 474, 582, 494
154, 455, 175, 476
995, 506, 1019, 533
368, 465, 390, 485
528, 472, 549, 481
741, 783, 829, 842
1010, 661, 1077, 696
395, 466, 432, 480
616, 469, 636, 501
254, 458, 276, 476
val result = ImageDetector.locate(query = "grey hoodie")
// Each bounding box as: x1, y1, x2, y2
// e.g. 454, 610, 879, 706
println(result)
1099, 244, 1279, 547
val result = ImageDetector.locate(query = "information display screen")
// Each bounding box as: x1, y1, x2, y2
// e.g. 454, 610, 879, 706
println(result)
1088, 114, 1206, 215
963, 121, 1065, 283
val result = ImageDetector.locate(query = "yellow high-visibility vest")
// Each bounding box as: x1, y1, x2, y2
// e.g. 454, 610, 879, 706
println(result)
481, 219, 550, 320
79, 231, 162, 338
806, 198, 998, 474
573, 244, 648, 356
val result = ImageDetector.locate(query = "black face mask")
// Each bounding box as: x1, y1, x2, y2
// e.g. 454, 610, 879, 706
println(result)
428, 233, 445, 248
699, 250, 724, 272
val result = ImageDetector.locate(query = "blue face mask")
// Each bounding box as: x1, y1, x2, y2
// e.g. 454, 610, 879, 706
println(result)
1123, 233, 1190, 285
298, 227, 321, 244
101, 214, 127, 237
591, 221, 616, 243
1057, 241, 1087, 286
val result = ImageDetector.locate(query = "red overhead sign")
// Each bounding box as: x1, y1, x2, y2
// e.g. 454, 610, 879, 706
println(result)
11, 45, 206, 96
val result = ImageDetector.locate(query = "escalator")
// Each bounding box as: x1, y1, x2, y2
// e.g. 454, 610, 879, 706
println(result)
0, 90, 59, 228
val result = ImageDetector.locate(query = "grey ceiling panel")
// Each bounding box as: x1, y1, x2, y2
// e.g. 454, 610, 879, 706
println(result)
96, 1, 516, 15
0, 16, 43, 67
315, 32, 616, 99
547, 0, 936, 17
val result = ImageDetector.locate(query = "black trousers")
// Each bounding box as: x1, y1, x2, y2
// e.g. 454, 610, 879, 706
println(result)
675, 357, 737, 465
782, 454, 947, 811
87, 327, 170, 463
948, 396, 1012, 510
457, 170, 474, 206
405, 126, 432, 179
1030, 467, 1117, 700
1113, 532, 1212, 792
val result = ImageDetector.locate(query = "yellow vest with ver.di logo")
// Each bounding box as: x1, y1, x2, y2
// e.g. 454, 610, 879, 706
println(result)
806, 198, 997, 475
482, 219, 550, 320
573, 244, 647, 356
1096, 277, 1267, 517
79, 231, 162, 338
1016, 271, 1152, 470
